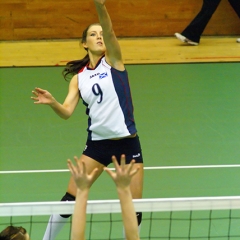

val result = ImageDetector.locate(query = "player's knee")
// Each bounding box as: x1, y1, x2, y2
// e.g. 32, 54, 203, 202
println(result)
60, 192, 75, 218
136, 212, 142, 226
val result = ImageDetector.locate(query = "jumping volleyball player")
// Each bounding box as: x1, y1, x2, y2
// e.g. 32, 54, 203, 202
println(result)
31, 0, 144, 239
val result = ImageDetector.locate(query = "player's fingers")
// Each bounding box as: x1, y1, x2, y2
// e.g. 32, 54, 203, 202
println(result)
35, 87, 45, 93
82, 160, 87, 174
129, 166, 139, 178
104, 167, 115, 179
67, 159, 75, 175
120, 154, 126, 168
125, 159, 135, 175
30, 96, 38, 100
31, 91, 39, 96
74, 156, 82, 173
111, 155, 120, 170
90, 167, 99, 178
31, 97, 40, 103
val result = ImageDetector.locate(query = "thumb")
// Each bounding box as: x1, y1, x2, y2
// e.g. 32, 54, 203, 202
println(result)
104, 167, 115, 179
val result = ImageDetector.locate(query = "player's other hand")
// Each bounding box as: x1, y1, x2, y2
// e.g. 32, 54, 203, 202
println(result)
104, 155, 139, 189
67, 157, 98, 191
31, 87, 54, 105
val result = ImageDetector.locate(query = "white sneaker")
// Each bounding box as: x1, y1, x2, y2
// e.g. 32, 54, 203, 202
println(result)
237, 38, 240, 43
174, 33, 199, 46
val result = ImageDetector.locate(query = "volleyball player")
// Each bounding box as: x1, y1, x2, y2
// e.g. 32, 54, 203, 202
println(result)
69, 154, 140, 240
31, 0, 144, 239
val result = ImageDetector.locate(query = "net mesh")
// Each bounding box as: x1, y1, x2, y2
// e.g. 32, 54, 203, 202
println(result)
1, 197, 240, 240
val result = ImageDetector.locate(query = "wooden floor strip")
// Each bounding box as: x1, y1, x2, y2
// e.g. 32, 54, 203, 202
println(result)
0, 36, 240, 67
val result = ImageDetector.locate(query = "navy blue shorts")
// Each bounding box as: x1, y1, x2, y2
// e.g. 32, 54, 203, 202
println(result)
82, 135, 143, 166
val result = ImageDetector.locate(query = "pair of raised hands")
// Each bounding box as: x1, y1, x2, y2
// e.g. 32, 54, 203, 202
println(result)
67, 155, 139, 191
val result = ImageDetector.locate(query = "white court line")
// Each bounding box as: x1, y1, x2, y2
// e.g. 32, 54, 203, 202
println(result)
1, 164, 240, 174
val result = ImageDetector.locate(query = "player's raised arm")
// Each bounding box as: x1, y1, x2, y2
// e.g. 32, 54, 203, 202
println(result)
104, 155, 140, 240
93, 0, 124, 71
67, 157, 98, 240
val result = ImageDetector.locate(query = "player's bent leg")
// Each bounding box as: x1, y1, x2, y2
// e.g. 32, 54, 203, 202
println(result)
60, 192, 76, 218
43, 193, 77, 240
130, 163, 144, 199
42, 155, 105, 240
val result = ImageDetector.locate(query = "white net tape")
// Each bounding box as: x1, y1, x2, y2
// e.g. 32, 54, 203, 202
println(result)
1, 196, 240, 217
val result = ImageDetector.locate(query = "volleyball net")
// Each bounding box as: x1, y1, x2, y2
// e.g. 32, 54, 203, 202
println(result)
1, 196, 240, 239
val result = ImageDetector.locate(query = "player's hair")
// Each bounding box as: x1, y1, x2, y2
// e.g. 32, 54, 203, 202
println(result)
0, 226, 27, 240
62, 23, 101, 81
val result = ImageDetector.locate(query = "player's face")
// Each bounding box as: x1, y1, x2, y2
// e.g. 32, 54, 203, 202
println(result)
83, 25, 106, 54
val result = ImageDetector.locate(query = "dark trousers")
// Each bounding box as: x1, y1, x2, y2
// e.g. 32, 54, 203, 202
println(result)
181, 0, 240, 43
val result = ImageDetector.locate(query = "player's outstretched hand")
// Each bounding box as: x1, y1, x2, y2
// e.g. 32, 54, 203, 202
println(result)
67, 157, 98, 191
104, 155, 139, 189
31, 87, 54, 105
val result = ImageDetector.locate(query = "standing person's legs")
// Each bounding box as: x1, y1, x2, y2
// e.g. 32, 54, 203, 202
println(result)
181, 0, 222, 43
42, 155, 104, 240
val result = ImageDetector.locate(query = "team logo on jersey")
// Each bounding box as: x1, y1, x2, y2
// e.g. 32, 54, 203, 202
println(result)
99, 72, 108, 79
90, 73, 100, 79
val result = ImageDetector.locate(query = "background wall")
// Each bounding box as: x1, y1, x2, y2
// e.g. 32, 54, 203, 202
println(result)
1, 0, 240, 41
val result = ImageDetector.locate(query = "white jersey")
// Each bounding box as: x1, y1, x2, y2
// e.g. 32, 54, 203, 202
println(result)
78, 56, 137, 140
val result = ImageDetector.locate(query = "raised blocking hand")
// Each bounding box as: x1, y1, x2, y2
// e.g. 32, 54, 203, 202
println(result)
104, 155, 139, 189
67, 157, 98, 191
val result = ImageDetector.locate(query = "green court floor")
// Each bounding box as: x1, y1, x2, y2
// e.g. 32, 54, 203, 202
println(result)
0, 62, 240, 239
